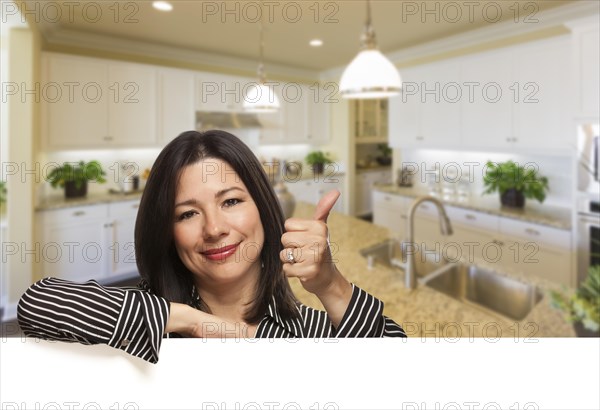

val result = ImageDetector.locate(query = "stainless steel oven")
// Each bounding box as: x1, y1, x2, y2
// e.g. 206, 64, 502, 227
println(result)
578, 199, 600, 285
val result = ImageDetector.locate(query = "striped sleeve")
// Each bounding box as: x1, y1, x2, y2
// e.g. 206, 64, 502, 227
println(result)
17, 277, 170, 363
333, 284, 406, 338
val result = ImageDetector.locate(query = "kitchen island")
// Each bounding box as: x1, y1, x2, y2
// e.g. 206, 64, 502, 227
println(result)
290, 202, 576, 338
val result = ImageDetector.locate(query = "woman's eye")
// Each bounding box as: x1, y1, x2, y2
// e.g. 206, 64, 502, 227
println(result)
223, 198, 241, 207
177, 210, 197, 221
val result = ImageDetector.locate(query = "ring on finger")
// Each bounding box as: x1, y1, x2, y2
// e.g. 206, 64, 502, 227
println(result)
286, 249, 296, 264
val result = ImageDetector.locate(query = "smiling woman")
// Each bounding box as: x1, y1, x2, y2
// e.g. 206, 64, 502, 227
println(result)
17, 130, 406, 363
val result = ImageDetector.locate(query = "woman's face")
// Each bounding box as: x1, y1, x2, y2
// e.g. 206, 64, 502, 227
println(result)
172, 158, 265, 288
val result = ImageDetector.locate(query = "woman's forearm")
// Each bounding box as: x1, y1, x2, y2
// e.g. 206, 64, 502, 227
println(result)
314, 268, 353, 329
165, 302, 249, 338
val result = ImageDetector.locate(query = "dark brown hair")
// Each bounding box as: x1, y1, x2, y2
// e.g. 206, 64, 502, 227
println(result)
134, 130, 299, 323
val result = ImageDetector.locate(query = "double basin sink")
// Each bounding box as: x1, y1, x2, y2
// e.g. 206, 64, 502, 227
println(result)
360, 239, 543, 321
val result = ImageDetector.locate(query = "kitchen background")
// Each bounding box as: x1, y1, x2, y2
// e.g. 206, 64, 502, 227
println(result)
1, 0, 599, 337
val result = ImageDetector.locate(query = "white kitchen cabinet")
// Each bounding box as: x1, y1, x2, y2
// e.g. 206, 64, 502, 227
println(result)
108, 62, 158, 146
158, 67, 195, 144
38, 205, 109, 282
569, 20, 600, 119
195, 73, 242, 112
460, 48, 514, 150
352, 99, 389, 143
284, 83, 309, 143
42, 53, 159, 149
37, 200, 141, 283
42, 53, 109, 149
389, 60, 461, 149
372, 191, 408, 234
355, 170, 392, 216
306, 83, 331, 145
1, 223, 7, 318
286, 175, 345, 214
512, 38, 571, 150
107, 200, 140, 279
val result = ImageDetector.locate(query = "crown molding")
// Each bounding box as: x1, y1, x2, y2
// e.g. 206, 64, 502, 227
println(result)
320, 1, 599, 80
42, 28, 320, 82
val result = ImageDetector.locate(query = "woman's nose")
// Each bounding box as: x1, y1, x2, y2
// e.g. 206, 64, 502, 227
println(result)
202, 210, 229, 240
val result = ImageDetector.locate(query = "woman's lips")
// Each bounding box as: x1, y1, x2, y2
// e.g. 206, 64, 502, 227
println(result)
201, 243, 239, 261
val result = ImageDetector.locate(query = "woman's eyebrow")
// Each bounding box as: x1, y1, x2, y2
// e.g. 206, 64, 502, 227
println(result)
174, 187, 246, 208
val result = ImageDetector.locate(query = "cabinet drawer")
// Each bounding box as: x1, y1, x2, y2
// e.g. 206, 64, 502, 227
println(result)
40, 204, 107, 226
372, 191, 407, 211
499, 218, 571, 249
108, 200, 141, 218
445, 206, 499, 232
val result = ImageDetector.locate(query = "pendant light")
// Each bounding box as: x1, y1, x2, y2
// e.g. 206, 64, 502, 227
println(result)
340, 0, 402, 99
244, 15, 280, 112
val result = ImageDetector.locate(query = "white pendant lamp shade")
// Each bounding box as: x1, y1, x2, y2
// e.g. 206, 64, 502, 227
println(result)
340, 49, 402, 99
243, 82, 280, 113
340, 0, 402, 99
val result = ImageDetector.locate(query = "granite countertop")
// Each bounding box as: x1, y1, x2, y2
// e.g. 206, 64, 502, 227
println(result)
373, 184, 572, 230
290, 201, 576, 337
356, 165, 392, 174
36, 191, 144, 211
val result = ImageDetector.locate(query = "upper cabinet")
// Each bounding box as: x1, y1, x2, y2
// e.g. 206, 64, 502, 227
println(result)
352, 99, 388, 143
157, 67, 195, 144
42, 53, 159, 149
569, 20, 600, 120
389, 36, 573, 153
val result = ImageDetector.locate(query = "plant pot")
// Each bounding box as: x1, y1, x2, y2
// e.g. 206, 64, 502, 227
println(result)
573, 322, 600, 337
312, 163, 325, 175
500, 189, 525, 208
65, 180, 87, 198
376, 156, 392, 166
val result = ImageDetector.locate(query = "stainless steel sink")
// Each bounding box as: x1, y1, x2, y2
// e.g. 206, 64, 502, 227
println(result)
423, 263, 543, 321
359, 239, 450, 278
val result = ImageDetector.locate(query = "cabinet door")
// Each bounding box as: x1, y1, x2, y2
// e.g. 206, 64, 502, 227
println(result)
355, 173, 371, 216
108, 201, 140, 278
418, 60, 461, 147
389, 67, 419, 149
257, 88, 286, 145
108, 62, 158, 146
307, 83, 331, 144
43, 54, 109, 149
158, 68, 195, 145
195, 73, 241, 112
513, 38, 571, 150
40, 206, 108, 282
460, 49, 513, 149
574, 25, 600, 118
284, 84, 309, 143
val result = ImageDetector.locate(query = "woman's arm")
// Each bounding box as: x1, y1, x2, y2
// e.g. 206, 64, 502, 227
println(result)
18, 277, 169, 363
166, 302, 250, 338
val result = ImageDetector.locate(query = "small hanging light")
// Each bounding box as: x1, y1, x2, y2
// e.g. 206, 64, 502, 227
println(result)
340, 0, 402, 99
244, 14, 280, 112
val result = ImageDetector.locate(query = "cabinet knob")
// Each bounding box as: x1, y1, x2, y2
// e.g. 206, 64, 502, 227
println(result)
465, 214, 476, 221
416, 136, 424, 141
103, 136, 113, 141
72, 211, 85, 217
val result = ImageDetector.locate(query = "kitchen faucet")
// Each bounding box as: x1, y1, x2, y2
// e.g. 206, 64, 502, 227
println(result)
404, 196, 453, 290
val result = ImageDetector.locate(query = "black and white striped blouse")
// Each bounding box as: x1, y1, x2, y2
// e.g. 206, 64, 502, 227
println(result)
17, 277, 407, 363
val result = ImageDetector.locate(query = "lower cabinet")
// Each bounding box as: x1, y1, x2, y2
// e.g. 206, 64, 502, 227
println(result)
372, 191, 574, 286
285, 176, 345, 214
37, 200, 140, 283
355, 170, 392, 216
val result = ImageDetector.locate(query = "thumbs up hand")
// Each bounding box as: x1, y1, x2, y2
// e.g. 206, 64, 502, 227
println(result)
280, 190, 352, 306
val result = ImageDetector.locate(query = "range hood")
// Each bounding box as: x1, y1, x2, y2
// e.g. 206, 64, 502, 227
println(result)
196, 111, 262, 130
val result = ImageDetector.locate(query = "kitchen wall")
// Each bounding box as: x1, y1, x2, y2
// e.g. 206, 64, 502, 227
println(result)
396, 149, 574, 208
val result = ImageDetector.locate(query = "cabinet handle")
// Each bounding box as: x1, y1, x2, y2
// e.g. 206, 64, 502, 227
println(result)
525, 228, 540, 236
104, 222, 114, 228
492, 239, 504, 247
416, 136, 424, 141
465, 214, 476, 220
103, 136, 113, 141
72, 211, 85, 217
400, 215, 407, 220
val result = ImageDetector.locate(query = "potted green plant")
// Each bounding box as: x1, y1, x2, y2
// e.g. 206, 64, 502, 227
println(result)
375, 143, 392, 166
46, 160, 107, 198
0, 181, 6, 204
305, 151, 333, 175
550, 265, 600, 337
482, 160, 549, 208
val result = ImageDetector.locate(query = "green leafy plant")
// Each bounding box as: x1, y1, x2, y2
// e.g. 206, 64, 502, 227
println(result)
305, 151, 333, 167
483, 160, 549, 203
46, 160, 107, 189
551, 265, 600, 333
377, 143, 392, 158
0, 181, 6, 204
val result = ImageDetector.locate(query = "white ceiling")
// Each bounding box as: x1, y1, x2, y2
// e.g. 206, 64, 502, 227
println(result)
27, 0, 581, 72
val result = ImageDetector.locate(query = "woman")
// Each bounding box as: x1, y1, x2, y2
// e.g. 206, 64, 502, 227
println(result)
18, 130, 406, 363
